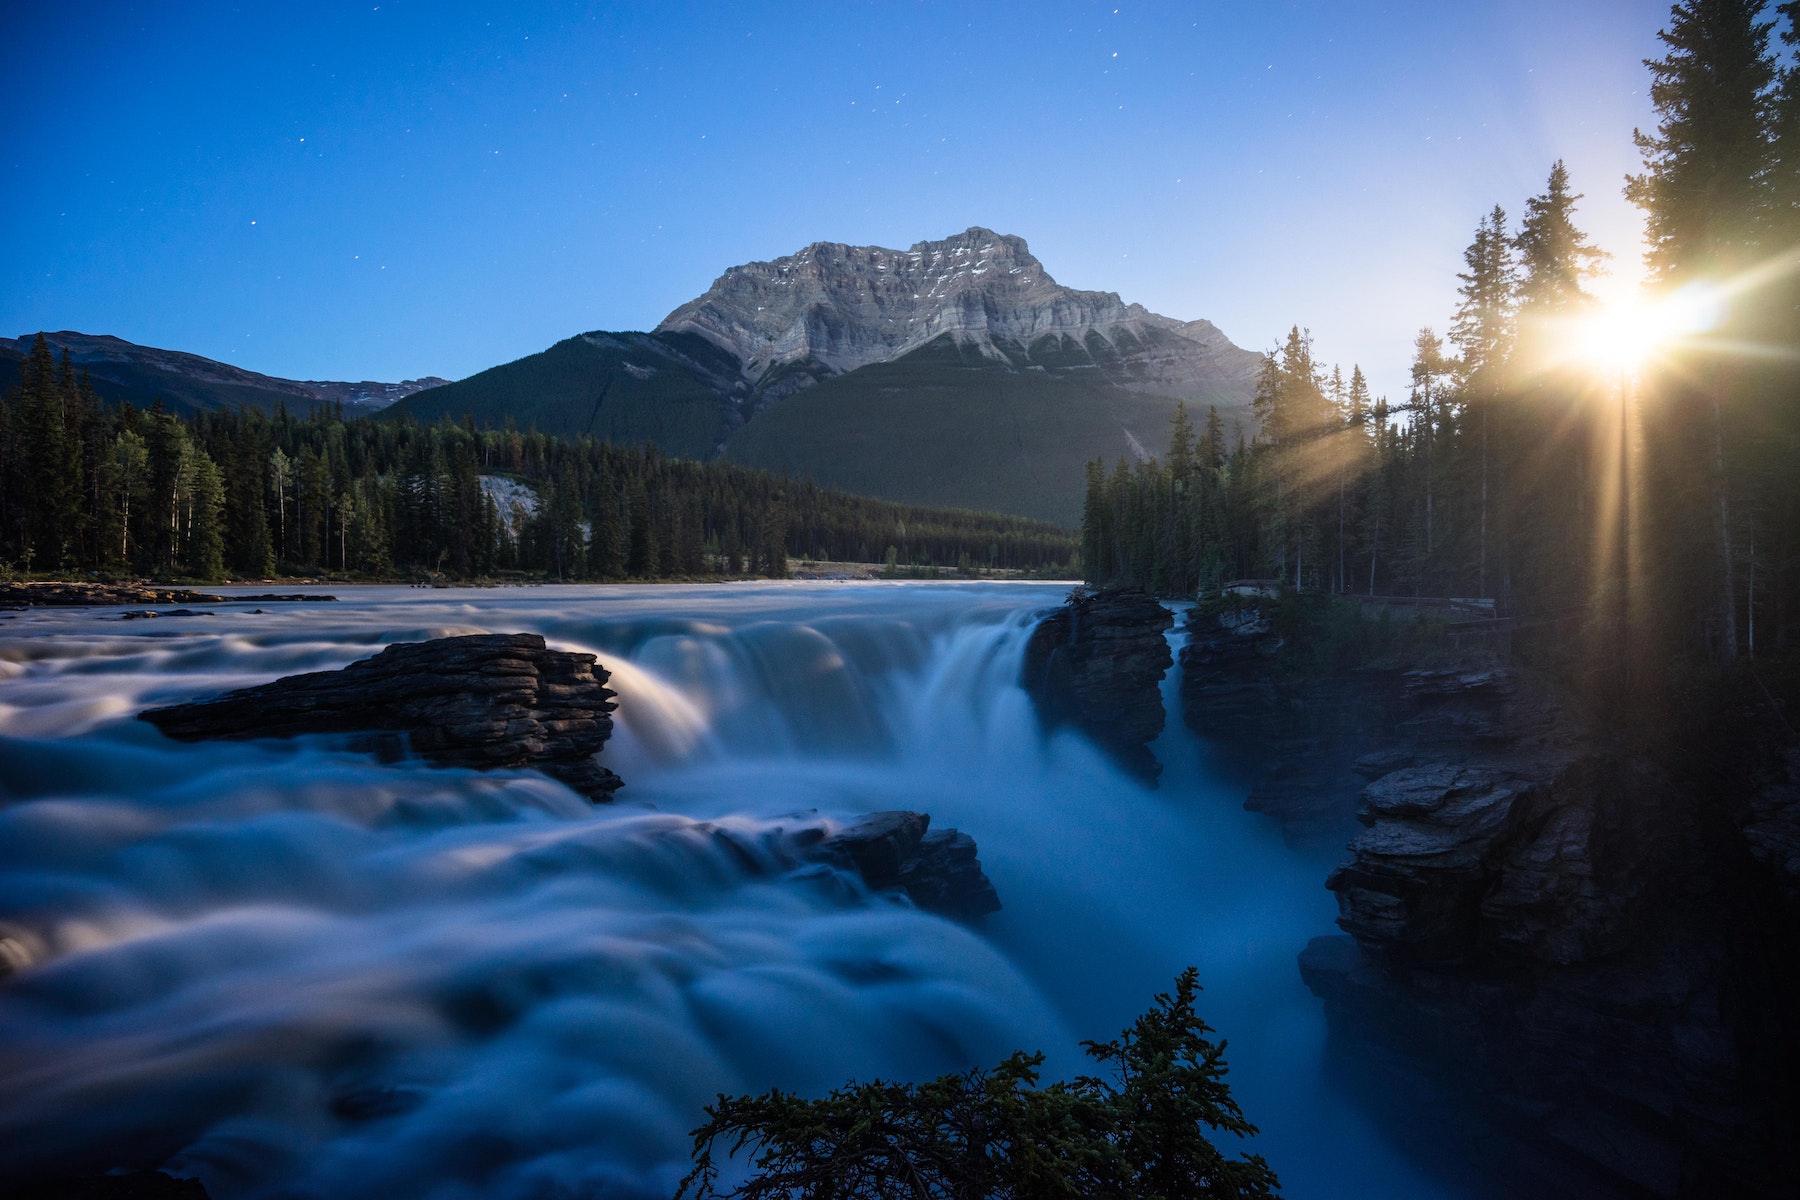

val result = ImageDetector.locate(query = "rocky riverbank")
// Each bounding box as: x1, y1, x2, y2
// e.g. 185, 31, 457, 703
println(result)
1, 581, 337, 608
1020, 586, 1173, 782
1174, 602, 1800, 1198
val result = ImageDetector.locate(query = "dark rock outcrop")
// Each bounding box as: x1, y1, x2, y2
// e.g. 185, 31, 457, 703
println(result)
140, 633, 622, 800
1180, 604, 1557, 843
1021, 587, 1173, 782
813, 810, 1002, 919
1318, 749, 1800, 1196
692, 810, 1001, 920
1180, 605, 1800, 1195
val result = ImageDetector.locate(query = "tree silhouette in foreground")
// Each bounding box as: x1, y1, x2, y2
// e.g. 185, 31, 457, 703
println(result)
677, 968, 1280, 1200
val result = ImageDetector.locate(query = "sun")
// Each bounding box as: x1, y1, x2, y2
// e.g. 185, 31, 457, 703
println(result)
1567, 284, 1723, 374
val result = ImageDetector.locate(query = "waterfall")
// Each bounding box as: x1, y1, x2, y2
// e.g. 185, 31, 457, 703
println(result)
0, 583, 1459, 1199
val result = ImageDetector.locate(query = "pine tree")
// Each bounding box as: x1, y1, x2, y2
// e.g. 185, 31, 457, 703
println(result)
1516, 163, 1608, 316
1452, 206, 1519, 597
1408, 328, 1451, 582
1626, 0, 1778, 661
185, 449, 226, 581
17, 336, 72, 571
1626, 0, 1776, 283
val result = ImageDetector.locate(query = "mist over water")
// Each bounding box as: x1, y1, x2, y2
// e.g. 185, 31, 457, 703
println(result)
0, 583, 1459, 1199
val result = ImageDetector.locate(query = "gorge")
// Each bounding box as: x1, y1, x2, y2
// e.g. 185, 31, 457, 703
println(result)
2, 581, 1458, 1200
4, 582, 1793, 1199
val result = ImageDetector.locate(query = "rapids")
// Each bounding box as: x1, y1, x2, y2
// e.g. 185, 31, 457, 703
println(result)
0, 582, 1462, 1199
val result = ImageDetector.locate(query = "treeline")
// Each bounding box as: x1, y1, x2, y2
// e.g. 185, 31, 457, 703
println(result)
0, 339, 1076, 582
1089, 0, 1800, 674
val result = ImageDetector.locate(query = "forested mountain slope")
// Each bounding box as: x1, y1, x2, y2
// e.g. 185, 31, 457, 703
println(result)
388, 227, 1259, 524
0, 331, 443, 418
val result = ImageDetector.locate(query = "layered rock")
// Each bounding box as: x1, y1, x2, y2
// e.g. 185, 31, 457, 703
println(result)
1299, 737, 1793, 1199
656, 226, 1262, 398
1021, 587, 1173, 782
1176, 602, 1800, 1194
140, 633, 622, 800
1180, 604, 1556, 843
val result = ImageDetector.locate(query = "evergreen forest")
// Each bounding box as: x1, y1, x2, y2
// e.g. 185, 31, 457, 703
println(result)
0, 347, 1076, 584
1084, 0, 1800, 680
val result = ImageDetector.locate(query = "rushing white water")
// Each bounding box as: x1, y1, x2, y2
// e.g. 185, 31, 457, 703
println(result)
0, 583, 1463, 1199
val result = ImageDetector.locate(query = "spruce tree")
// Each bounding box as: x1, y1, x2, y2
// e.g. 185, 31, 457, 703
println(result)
1626, 0, 1776, 282
1626, 0, 1778, 661
185, 449, 227, 581
1516, 163, 1608, 316
1452, 206, 1519, 598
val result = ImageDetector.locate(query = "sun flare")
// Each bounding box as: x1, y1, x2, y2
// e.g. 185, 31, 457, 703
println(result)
1565, 284, 1724, 374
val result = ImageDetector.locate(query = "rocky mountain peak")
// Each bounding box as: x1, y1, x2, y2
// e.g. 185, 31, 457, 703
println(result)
654, 226, 1247, 391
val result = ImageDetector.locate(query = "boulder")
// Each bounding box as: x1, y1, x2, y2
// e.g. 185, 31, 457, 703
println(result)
814, 810, 1001, 919
140, 633, 622, 800
1020, 587, 1173, 782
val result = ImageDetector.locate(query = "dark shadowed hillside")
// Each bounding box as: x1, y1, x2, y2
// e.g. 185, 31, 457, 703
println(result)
0, 332, 444, 418
722, 333, 1250, 526
388, 331, 746, 461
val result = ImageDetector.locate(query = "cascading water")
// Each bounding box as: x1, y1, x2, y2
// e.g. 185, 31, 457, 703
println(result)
0, 583, 1463, 1199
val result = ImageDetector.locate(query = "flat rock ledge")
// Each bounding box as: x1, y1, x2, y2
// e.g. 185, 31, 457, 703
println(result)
1021, 586, 1173, 783
1, 581, 337, 608
812, 810, 1001, 919
140, 632, 622, 800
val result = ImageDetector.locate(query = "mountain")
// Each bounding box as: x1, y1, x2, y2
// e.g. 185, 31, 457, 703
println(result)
0, 332, 446, 418
400, 226, 1264, 524
657, 226, 1259, 412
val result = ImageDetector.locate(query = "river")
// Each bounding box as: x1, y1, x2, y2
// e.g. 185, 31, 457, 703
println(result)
0, 582, 1465, 1199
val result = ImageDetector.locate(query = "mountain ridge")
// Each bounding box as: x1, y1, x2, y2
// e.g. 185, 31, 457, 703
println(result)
655, 225, 1261, 403
0, 331, 445, 418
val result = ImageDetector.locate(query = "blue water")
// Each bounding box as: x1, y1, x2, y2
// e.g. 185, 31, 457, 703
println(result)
0, 582, 1461, 1198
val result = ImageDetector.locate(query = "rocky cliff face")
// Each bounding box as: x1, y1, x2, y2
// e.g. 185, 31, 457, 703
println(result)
1179, 610, 1561, 844
656, 226, 1261, 402
1021, 587, 1174, 783
1179, 609, 1800, 1197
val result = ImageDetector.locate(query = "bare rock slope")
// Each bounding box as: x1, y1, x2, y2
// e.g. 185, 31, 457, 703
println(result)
658, 226, 1261, 401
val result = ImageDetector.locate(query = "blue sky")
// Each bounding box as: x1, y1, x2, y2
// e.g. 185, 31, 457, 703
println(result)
1, 1, 1667, 400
